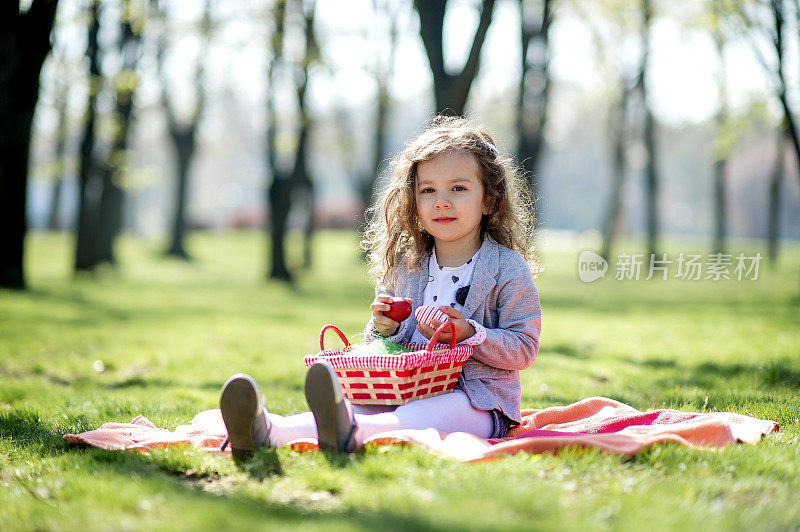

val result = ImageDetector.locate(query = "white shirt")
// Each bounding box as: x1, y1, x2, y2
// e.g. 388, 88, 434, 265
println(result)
408, 248, 487, 346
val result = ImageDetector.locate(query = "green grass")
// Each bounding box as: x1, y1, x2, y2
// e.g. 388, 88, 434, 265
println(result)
1, 230, 799, 531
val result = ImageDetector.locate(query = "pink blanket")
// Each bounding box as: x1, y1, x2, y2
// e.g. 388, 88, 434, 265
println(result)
63, 397, 778, 462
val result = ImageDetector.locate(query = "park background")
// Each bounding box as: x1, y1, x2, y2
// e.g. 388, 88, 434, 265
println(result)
2, 0, 800, 530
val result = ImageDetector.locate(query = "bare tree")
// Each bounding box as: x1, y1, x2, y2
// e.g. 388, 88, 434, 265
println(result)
266, 0, 319, 281
768, 0, 800, 190
516, 0, 554, 199
601, 82, 635, 261
731, 0, 800, 259
154, 0, 211, 260
265, 0, 290, 280
710, 1, 730, 255
95, 0, 146, 264
356, 0, 406, 232
0, 0, 60, 288
74, 0, 102, 273
574, 0, 638, 260
638, 0, 660, 258
413, 0, 496, 115
296, 2, 318, 271
587, 0, 660, 259
768, 129, 787, 262
48, 65, 70, 231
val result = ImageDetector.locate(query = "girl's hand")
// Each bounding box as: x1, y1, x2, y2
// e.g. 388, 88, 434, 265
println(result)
370, 293, 412, 337
415, 306, 475, 344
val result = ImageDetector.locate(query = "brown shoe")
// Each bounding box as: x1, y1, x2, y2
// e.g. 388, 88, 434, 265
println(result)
304, 363, 357, 454
219, 373, 272, 461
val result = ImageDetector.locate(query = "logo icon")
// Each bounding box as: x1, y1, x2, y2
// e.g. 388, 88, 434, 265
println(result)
578, 250, 608, 283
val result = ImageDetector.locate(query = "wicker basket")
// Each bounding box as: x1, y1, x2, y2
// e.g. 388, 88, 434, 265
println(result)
303, 322, 472, 405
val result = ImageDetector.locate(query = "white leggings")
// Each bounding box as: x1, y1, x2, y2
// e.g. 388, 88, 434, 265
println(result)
266, 390, 494, 447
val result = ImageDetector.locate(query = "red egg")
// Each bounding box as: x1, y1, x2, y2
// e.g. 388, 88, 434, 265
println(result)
385, 297, 412, 322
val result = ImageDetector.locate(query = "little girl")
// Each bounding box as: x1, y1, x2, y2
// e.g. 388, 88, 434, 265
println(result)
219, 115, 542, 459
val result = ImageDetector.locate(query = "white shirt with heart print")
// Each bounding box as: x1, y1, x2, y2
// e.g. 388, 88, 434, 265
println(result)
408, 248, 487, 346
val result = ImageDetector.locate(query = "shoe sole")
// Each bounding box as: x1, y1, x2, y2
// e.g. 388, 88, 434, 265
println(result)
220, 374, 262, 461
305, 363, 351, 454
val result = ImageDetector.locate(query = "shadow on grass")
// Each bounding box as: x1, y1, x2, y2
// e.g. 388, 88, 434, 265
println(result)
81, 450, 457, 531
0, 409, 68, 457
521, 393, 589, 408
539, 343, 591, 360
2, 410, 457, 531
0, 369, 227, 394
102, 377, 224, 391
541, 292, 797, 316
11, 279, 373, 333
623, 356, 800, 390
634, 358, 677, 369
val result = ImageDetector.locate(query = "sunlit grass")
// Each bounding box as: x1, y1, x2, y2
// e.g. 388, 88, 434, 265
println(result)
1, 230, 799, 531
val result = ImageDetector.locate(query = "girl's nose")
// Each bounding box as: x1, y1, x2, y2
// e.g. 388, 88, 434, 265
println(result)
434, 193, 451, 209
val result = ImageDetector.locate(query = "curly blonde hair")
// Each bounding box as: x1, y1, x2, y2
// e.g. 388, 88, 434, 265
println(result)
361, 115, 540, 289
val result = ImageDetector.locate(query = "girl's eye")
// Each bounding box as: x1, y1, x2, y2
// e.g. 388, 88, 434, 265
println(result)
452, 185, 467, 191
419, 187, 434, 194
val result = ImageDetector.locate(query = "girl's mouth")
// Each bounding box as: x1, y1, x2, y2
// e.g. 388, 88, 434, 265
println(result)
433, 217, 456, 223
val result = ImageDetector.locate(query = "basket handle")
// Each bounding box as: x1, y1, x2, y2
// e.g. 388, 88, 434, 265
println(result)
425, 320, 457, 351
320, 324, 350, 350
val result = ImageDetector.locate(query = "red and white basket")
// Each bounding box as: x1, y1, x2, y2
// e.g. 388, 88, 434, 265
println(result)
303, 322, 472, 405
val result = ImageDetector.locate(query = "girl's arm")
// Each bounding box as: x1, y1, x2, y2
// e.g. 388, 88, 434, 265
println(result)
469, 261, 541, 372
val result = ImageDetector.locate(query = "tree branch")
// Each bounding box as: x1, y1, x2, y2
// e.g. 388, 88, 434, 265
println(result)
19, 0, 59, 67
734, 3, 780, 88
0, 2, 19, 35
190, 0, 212, 126
459, 0, 495, 86
414, 0, 446, 77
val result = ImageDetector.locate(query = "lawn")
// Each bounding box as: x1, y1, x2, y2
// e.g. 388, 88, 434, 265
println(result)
1, 230, 799, 531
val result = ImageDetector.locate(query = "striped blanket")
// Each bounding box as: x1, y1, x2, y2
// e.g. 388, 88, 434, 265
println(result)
63, 396, 778, 462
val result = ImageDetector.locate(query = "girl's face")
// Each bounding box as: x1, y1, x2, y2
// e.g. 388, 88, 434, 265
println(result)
414, 151, 487, 254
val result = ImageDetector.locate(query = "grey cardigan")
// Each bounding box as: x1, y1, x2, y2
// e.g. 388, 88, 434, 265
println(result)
364, 237, 542, 424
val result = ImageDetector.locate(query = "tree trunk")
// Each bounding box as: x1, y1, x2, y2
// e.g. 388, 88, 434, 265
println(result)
267, 0, 317, 281
297, 131, 314, 271
643, 107, 659, 258
95, 174, 124, 264
95, 106, 133, 264
712, 148, 727, 255
165, 128, 195, 259
264, 0, 288, 280
776, 88, 800, 193
772, 0, 800, 192
515, 0, 552, 200
357, 0, 400, 232
47, 91, 69, 231
74, 0, 102, 273
48, 176, 65, 231
768, 129, 785, 264
301, 183, 314, 270
0, 109, 36, 288
95, 0, 142, 264
157, 0, 209, 260
270, 81, 311, 279
639, 0, 659, 258
269, 173, 293, 281
0, 0, 59, 288
299, 4, 315, 271
414, 0, 496, 115
601, 84, 631, 261
712, 31, 728, 256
